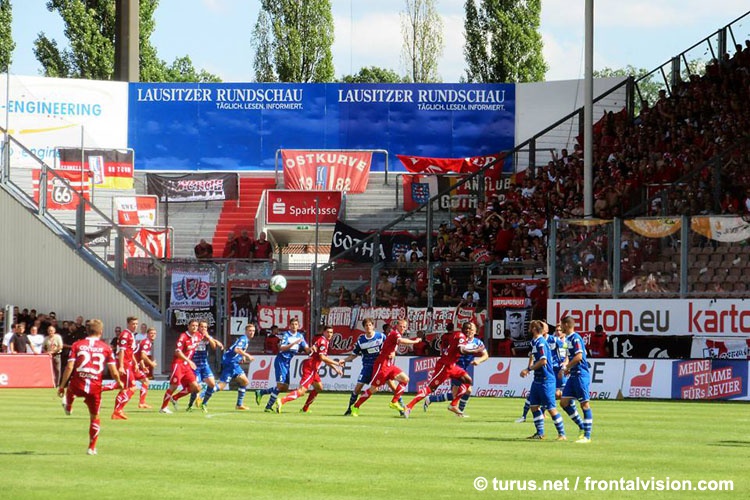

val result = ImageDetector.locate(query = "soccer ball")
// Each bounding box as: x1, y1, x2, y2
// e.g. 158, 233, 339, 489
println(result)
269, 274, 287, 293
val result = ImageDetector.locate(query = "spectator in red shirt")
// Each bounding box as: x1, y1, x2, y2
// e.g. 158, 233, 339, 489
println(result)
412, 331, 430, 356
264, 326, 280, 354
235, 230, 254, 258
194, 239, 213, 259
588, 324, 609, 358
222, 232, 238, 258
252, 231, 273, 260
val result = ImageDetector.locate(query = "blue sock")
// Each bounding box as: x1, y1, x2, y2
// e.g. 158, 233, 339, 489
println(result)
259, 387, 273, 396
429, 393, 449, 403
552, 412, 565, 437
458, 393, 470, 412
532, 408, 544, 436
563, 403, 584, 430
237, 387, 246, 406
265, 388, 279, 410
583, 407, 593, 438
348, 392, 357, 408
522, 398, 530, 418
203, 385, 215, 405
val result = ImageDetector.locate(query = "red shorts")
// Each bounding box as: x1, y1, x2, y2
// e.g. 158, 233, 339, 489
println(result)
68, 378, 103, 415
170, 364, 196, 388
369, 363, 403, 388
428, 363, 467, 389
121, 365, 137, 389
299, 360, 321, 388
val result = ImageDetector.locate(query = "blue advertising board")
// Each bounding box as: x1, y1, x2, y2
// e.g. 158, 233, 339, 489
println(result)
127, 83, 515, 172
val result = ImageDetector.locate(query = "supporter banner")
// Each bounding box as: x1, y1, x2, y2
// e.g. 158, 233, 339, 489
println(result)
129, 83, 516, 172
170, 308, 217, 328
548, 299, 750, 336
691, 337, 750, 359
146, 173, 239, 202
126, 227, 171, 259
691, 216, 750, 243
330, 219, 387, 262
609, 335, 692, 359
621, 359, 674, 398
1, 75, 128, 169
623, 218, 681, 238
671, 359, 748, 400
323, 306, 406, 355
67, 225, 112, 247
0, 354, 56, 388
32, 169, 90, 210
282, 150, 372, 193
402, 174, 438, 212
257, 306, 307, 334
57, 147, 134, 189
396, 153, 508, 175
114, 196, 157, 226
170, 272, 211, 309
265, 190, 341, 224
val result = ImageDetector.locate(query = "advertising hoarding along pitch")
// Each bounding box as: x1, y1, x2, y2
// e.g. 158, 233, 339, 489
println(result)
128, 83, 516, 171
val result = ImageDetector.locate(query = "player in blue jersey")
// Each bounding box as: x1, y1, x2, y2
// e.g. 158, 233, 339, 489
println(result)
520, 320, 566, 440
217, 323, 256, 410
255, 317, 309, 412
186, 320, 224, 412
560, 315, 592, 443
341, 318, 401, 416
549, 324, 569, 399
423, 324, 488, 415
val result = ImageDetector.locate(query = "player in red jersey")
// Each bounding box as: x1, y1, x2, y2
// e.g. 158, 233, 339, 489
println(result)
403, 321, 481, 418
159, 320, 202, 414
58, 319, 123, 455
351, 319, 421, 416
134, 327, 158, 409
275, 325, 344, 413
112, 316, 139, 420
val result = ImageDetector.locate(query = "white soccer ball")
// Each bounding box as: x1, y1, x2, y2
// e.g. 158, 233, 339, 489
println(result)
269, 274, 287, 293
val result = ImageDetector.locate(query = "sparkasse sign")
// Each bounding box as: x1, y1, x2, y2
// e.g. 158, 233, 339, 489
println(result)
265, 190, 341, 225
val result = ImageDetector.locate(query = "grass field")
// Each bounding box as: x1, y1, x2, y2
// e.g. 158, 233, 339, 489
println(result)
0, 389, 747, 499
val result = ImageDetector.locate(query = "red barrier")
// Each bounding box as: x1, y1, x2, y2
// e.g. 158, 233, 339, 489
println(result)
0, 354, 56, 388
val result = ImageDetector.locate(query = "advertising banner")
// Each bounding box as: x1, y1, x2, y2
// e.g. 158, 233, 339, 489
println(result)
57, 147, 134, 189
114, 196, 157, 226
32, 169, 90, 210
0, 354, 56, 388
671, 359, 748, 400
621, 359, 674, 399
170, 272, 211, 309
690, 337, 750, 359
128, 83, 516, 172
265, 190, 341, 224
146, 173, 239, 203
609, 335, 693, 359
282, 150, 372, 193
548, 299, 750, 336
0, 75, 128, 168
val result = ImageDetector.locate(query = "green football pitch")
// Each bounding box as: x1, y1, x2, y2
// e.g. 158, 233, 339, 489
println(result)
0, 389, 746, 499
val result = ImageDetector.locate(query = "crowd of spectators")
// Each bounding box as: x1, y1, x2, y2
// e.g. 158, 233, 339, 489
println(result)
194, 230, 274, 260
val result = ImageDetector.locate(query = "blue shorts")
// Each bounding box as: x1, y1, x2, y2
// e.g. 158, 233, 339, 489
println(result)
274, 357, 291, 386
562, 374, 590, 402
528, 380, 557, 409
219, 363, 246, 384
357, 364, 375, 385
194, 363, 214, 381
555, 368, 568, 390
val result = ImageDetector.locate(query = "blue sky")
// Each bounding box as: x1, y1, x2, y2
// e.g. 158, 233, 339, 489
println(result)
9, 0, 750, 82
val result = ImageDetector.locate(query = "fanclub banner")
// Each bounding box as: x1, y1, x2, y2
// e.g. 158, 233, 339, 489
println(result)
114, 196, 157, 226
67, 225, 112, 247
170, 272, 211, 308
330, 220, 435, 263
282, 150, 372, 193
609, 335, 693, 359
690, 337, 750, 359
324, 306, 406, 355
125, 227, 171, 259
57, 147, 134, 189
256, 305, 308, 333
32, 169, 90, 210
146, 173, 239, 202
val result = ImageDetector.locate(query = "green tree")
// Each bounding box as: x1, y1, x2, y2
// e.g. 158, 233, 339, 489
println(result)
340, 66, 406, 83
463, 0, 546, 83
252, 0, 334, 83
33, 0, 220, 82
594, 65, 656, 108
400, 0, 443, 83
0, 0, 15, 72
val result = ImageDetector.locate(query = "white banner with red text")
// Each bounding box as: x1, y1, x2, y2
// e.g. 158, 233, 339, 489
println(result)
113, 196, 157, 226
